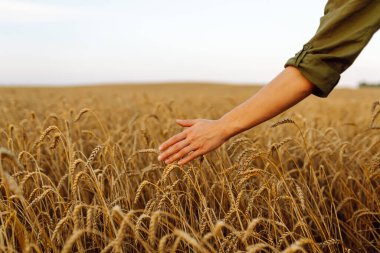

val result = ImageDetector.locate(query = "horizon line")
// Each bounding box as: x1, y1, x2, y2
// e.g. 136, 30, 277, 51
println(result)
0, 80, 363, 88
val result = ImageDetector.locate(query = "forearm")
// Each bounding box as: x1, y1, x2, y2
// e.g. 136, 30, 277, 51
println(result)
218, 66, 315, 139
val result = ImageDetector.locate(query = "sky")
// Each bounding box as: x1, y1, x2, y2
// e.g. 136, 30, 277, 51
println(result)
0, 0, 379, 87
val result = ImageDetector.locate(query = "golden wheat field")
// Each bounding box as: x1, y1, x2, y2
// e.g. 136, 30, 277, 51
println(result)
0, 83, 379, 253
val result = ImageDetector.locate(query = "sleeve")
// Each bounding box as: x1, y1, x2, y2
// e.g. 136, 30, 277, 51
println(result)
284, 0, 380, 97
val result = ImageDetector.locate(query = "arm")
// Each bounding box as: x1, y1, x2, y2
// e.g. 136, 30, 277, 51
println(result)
157, 66, 315, 165
158, 0, 380, 165
217, 66, 315, 138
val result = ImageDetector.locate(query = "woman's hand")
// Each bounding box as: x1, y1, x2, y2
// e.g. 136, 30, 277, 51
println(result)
157, 118, 230, 165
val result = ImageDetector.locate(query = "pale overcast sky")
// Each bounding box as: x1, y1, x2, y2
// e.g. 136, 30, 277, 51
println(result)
0, 0, 379, 87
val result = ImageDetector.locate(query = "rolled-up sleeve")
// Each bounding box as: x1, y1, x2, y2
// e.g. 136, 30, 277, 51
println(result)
284, 0, 380, 97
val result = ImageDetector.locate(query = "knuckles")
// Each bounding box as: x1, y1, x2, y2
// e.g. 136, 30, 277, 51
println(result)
172, 143, 180, 150
186, 136, 194, 142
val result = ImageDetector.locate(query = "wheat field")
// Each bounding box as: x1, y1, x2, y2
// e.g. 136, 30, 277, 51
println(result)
0, 84, 379, 253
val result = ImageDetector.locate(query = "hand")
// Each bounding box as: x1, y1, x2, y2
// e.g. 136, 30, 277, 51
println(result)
157, 118, 230, 165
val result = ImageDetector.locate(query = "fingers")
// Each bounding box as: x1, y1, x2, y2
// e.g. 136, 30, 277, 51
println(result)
159, 131, 187, 152
158, 118, 202, 164
164, 144, 195, 164
158, 139, 190, 162
178, 149, 203, 165
175, 119, 197, 127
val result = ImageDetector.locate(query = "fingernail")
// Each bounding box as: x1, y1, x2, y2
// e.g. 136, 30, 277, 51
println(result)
158, 155, 162, 161
159, 145, 163, 151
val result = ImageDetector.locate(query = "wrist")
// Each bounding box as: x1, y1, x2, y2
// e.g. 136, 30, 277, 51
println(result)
216, 115, 242, 141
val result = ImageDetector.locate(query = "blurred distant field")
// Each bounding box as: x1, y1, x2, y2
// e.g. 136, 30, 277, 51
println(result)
0, 84, 379, 253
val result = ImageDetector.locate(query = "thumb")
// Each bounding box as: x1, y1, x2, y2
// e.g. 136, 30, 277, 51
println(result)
176, 119, 197, 127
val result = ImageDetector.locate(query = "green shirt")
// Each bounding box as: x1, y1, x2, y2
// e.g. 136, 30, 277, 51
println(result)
284, 0, 380, 97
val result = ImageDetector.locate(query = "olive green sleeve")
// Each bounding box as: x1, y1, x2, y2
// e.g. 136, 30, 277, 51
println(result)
284, 0, 380, 97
